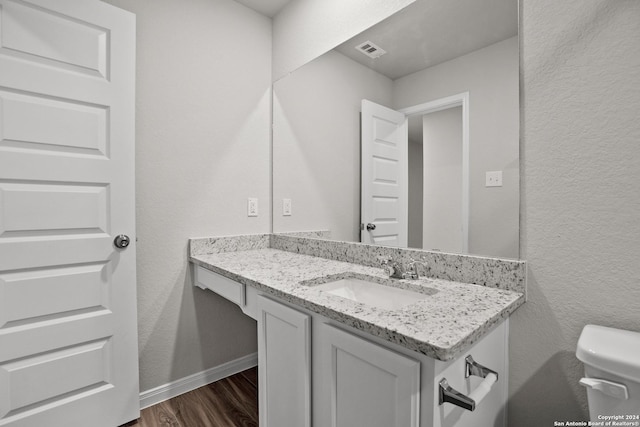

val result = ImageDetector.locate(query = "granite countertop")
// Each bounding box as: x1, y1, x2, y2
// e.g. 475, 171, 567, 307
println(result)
190, 247, 525, 361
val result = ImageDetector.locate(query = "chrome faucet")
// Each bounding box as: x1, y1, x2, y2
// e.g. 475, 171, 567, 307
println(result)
378, 257, 421, 280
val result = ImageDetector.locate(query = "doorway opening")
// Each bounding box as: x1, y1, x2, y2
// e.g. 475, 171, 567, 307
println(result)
400, 92, 470, 253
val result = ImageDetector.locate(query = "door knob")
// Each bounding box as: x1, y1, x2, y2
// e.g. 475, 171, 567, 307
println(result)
114, 234, 130, 249
366, 223, 376, 231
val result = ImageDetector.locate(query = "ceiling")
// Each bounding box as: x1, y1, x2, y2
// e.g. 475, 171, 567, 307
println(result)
335, 0, 517, 80
234, 0, 517, 80
336, 0, 518, 80
233, 0, 293, 17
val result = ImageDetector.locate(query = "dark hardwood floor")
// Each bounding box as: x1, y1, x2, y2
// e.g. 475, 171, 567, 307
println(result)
128, 367, 258, 427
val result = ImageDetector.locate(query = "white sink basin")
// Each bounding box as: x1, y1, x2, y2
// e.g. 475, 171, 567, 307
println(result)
314, 277, 430, 310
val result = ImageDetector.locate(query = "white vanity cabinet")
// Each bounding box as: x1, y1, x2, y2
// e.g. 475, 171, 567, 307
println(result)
255, 292, 421, 427
256, 295, 311, 427
194, 266, 509, 427
313, 323, 421, 427
310, 315, 508, 427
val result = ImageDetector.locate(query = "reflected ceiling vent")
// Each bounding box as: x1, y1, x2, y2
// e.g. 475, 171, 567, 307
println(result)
355, 41, 387, 59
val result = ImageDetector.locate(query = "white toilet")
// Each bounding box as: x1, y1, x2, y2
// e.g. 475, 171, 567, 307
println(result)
576, 324, 640, 420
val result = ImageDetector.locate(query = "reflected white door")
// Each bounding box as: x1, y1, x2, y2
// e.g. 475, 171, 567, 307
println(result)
361, 100, 408, 247
0, 1, 138, 426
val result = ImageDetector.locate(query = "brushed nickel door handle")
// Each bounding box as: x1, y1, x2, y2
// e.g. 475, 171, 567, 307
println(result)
114, 234, 130, 249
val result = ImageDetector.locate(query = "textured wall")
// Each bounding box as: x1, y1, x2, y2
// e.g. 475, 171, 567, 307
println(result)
101, 0, 271, 392
512, 0, 640, 422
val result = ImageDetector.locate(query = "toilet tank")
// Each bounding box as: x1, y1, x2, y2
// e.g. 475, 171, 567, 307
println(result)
576, 325, 640, 421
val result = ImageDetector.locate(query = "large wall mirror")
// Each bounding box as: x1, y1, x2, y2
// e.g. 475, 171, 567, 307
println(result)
272, 0, 519, 259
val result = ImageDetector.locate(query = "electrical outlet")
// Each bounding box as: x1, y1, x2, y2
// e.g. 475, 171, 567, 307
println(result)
485, 171, 503, 187
283, 198, 292, 216
247, 198, 258, 217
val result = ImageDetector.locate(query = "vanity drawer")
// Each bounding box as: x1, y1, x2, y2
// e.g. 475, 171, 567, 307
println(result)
195, 266, 245, 307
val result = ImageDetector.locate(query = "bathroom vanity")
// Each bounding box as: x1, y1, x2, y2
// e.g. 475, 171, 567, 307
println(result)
189, 234, 525, 427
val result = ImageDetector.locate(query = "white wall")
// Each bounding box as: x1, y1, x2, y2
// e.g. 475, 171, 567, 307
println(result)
394, 37, 519, 258
407, 134, 423, 249
273, 50, 393, 241
422, 107, 463, 253
512, 0, 640, 423
101, 0, 271, 392
272, 0, 414, 80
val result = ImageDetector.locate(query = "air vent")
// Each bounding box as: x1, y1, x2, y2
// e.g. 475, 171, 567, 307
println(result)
355, 41, 387, 59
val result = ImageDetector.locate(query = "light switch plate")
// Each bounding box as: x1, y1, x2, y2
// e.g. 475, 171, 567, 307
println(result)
485, 171, 503, 187
247, 198, 258, 217
283, 198, 292, 216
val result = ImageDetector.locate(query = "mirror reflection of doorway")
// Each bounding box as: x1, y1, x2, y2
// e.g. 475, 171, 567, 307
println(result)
361, 94, 470, 252
408, 107, 463, 252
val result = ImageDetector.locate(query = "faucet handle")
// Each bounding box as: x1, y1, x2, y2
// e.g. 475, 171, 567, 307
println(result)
377, 256, 396, 277
403, 258, 421, 279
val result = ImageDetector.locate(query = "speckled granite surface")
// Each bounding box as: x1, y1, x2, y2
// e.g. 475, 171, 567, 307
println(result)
270, 235, 526, 293
190, 231, 331, 256
274, 230, 332, 239
192, 233, 526, 293
190, 243, 525, 361
190, 234, 271, 255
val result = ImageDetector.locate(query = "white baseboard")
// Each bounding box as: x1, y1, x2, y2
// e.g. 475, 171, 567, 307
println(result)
139, 352, 258, 410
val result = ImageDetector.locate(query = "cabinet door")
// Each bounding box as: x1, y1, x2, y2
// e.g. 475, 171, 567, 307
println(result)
257, 295, 311, 427
320, 323, 420, 427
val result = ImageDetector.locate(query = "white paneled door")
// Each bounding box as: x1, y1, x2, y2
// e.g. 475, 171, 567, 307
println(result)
0, 1, 138, 426
361, 100, 408, 247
